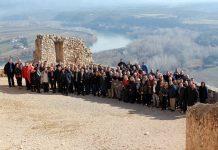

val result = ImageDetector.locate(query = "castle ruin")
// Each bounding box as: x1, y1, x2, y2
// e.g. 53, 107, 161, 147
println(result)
33, 34, 93, 65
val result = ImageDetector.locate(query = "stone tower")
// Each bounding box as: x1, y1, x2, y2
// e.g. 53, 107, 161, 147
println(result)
33, 34, 93, 65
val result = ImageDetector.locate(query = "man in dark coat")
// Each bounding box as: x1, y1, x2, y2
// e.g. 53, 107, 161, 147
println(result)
73, 68, 79, 93
62, 68, 72, 96
55, 65, 62, 93
106, 71, 113, 98
69, 67, 75, 94
127, 77, 137, 103
30, 67, 37, 92
48, 66, 57, 93
14, 63, 22, 88
35, 67, 41, 93
173, 68, 180, 80
187, 83, 199, 106
118, 59, 127, 69
168, 81, 178, 111
140, 77, 148, 105
182, 81, 189, 113
84, 69, 91, 95
77, 69, 85, 95
160, 82, 168, 110
4, 58, 15, 87
178, 82, 186, 113
198, 82, 208, 103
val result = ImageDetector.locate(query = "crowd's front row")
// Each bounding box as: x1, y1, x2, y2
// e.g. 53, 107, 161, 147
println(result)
4, 58, 209, 113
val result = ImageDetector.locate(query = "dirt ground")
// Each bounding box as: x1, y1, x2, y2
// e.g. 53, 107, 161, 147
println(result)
0, 78, 185, 150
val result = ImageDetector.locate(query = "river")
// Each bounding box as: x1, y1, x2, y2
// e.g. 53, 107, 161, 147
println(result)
90, 32, 131, 53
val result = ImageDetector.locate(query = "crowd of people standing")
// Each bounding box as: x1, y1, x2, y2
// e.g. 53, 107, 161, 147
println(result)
4, 58, 209, 113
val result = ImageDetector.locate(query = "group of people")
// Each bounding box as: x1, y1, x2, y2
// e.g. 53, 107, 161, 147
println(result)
4, 58, 209, 113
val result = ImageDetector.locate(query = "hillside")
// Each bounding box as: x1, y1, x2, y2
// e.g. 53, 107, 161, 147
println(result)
0, 22, 97, 65
94, 27, 218, 71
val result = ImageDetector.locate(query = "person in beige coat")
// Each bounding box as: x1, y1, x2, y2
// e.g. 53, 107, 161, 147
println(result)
41, 67, 49, 92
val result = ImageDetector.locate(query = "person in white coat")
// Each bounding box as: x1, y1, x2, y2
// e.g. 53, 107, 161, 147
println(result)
41, 67, 49, 92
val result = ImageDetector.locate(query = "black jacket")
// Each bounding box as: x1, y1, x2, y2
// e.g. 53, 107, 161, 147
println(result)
178, 87, 186, 102
64, 70, 72, 84
78, 72, 85, 83
168, 84, 178, 98
128, 81, 137, 95
55, 69, 61, 83
199, 86, 208, 101
106, 74, 113, 89
187, 88, 199, 106
48, 71, 56, 83
14, 67, 22, 77
74, 72, 79, 82
4, 62, 15, 75
118, 61, 127, 68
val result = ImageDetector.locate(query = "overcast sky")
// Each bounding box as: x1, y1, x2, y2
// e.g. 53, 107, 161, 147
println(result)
2, 0, 218, 7
1, 0, 218, 12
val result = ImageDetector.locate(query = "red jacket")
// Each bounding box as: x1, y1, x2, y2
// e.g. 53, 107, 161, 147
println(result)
122, 79, 129, 88
22, 66, 28, 79
26, 65, 33, 83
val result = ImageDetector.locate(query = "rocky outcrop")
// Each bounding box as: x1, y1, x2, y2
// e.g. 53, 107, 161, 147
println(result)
0, 69, 6, 77
186, 103, 218, 150
33, 34, 93, 65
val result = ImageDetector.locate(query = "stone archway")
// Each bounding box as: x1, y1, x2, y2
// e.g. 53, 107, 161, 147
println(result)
54, 41, 64, 64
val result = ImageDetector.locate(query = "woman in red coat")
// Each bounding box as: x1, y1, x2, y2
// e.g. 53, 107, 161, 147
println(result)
121, 75, 129, 102
22, 63, 29, 90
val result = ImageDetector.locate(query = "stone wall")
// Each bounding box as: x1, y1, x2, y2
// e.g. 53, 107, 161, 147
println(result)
0, 69, 6, 77
186, 103, 218, 150
33, 34, 93, 65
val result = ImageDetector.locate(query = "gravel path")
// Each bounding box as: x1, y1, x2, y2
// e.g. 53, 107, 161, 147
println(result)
0, 78, 185, 150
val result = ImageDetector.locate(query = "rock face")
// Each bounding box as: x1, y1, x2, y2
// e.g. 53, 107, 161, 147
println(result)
33, 34, 93, 65
186, 103, 218, 150
0, 69, 6, 77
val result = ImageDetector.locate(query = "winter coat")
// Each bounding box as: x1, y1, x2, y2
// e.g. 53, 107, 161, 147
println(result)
14, 67, 22, 78
199, 86, 208, 102
4, 62, 15, 75
106, 74, 113, 89
187, 88, 199, 106
48, 71, 56, 83
168, 84, 178, 98
64, 70, 72, 84
41, 71, 48, 83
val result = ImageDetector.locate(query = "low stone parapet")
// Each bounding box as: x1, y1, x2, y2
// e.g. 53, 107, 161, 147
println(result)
186, 103, 218, 150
